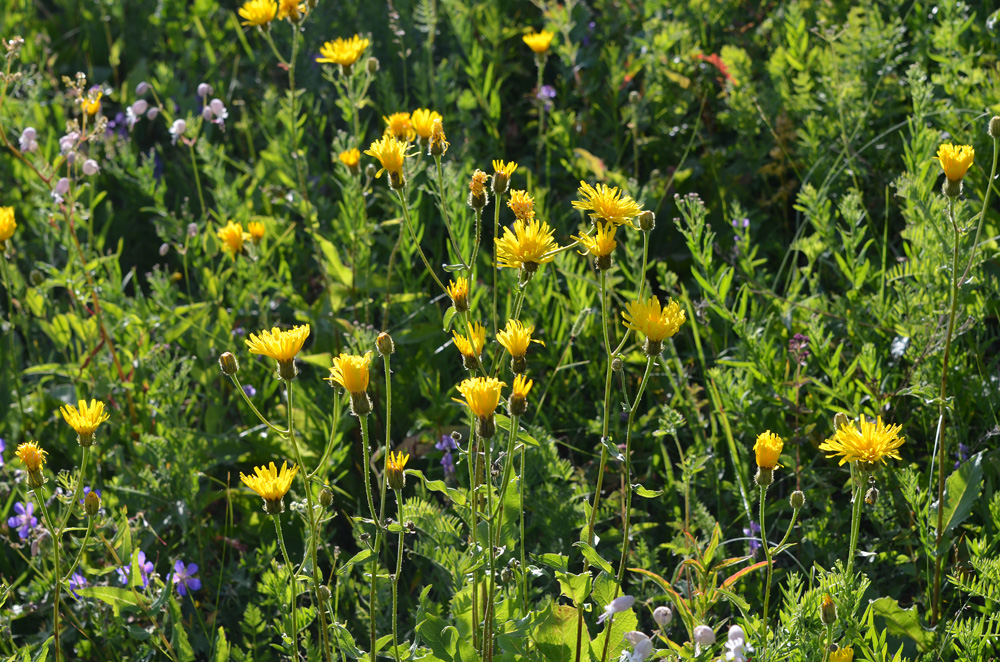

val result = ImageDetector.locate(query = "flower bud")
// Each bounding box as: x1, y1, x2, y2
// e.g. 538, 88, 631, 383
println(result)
320, 487, 334, 507
638, 210, 655, 232
146, 106, 160, 120
376, 332, 395, 356
365, 163, 378, 179
990, 116, 1000, 140
82, 159, 100, 176
611, 356, 623, 372
55, 177, 71, 196
132, 99, 148, 115
197, 83, 213, 98
136, 81, 150, 96
820, 594, 837, 625
84, 490, 101, 517
219, 352, 239, 376
476, 415, 496, 439
159, 243, 170, 256
728, 625, 745, 642
755, 466, 773, 488
652, 605, 672, 627
833, 412, 849, 433
202, 106, 214, 121
790, 490, 805, 509
187, 222, 198, 237
318, 585, 332, 602
943, 178, 963, 198
865, 486, 879, 506
629, 90, 641, 105
367, 57, 380, 74
692, 625, 715, 647
29, 270, 44, 286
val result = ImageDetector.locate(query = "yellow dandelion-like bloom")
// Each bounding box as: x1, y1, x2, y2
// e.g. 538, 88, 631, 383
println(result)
447, 277, 469, 312
81, 91, 102, 116
753, 430, 784, 469
364, 135, 409, 179
16, 441, 48, 473
456, 377, 506, 419
429, 119, 449, 155
522, 30, 555, 55
829, 648, 854, 662
411, 108, 442, 141
935, 143, 974, 182
245, 325, 311, 363
453, 322, 487, 359
818, 416, 904, 467
495, 218, 559, 270
507, 189, 536, 221
339, 148, 361, 169
386, 450, 409, 490
383, 112, 415, 142
470, 170, 489, 196
60, 399, 111, 445
511, 374, 533, 399
621, 296, 687, 342
277, 0, 305, 21
316, 35, 371, 67
248, 221, 265, 244
497, 319, 543, 359
216, 221, 250, 258
573, 181, 643, 226
0, 206, 16, 246
574, 223, 617, 259
240, 461, 298, 510
327, 352, 372, 395
238, 0, 278, 26
493, 159, 518, 181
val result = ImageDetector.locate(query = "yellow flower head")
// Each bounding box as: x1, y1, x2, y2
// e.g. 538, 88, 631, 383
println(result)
386, 450, 410, 490
0, 206, 16, 246
60, 399, 111, 446
935, 143, 974, 182
470, 170, 489, 197
829, 647, 854, 662
216, 221, 250, 258
497, 319, 543, 359
492, 159, 518, 194
412, 108, 443, 140
16, 441, 48, 473
429, 119, 449, 156
573, 181, 643, 226
819, 415, 904, 467
81, 91, 102, 116
621, 296, 687, 342
317, 34, 371, 67
245, 325, 311, 363
365, 135, 410, 180
447, 277, 469, 312
327, 352, 372, 395
574, 223, 617, 259
456, 377, 506, 419
507, 189, 536, 221
383, 112, 415, 142
453, 322, 487, 359
511, 374, 533, 399
248, 221, 265, 244
523, 30, 555, 54
240, 461, 298, 512
239, 0, 278, 27
339, 148, 361, 169
495, 218, 559, 271
753, 430, 784, 469
277, 0, 306, 22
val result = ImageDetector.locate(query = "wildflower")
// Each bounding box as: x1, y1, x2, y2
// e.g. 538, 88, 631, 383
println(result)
522, 30, 555, 55
597, 595, 634, 624
136, 81, 150, 95
239, 0, 278, 27
468, 169, 490, 210
0, 437, 4, 466
456, 377, 506, 438
82, 159, 100, 176
436, 435, 458, 477
492, 159, 518, 195
753, 430, 783, 487
69, 572, 88, 598
447, 277, 469, 313
376, 331, 395, 356
574, 223, 617, 270
724, 632, 754, 662
743, 520, 761, 554
623, 632, 652, 662
59, 131, 79, 154
819, 416, 904, 468
327, 352, 373, 416
240, 461, 299, 514
317, 35, 371, 71
495, 218, 559, 273
277, 0, 306, 22
0, 206, 16, 248
339, 148, 361, 174
820, 594, 837, 625
383, 112, 415, 142
638, 210, 655, 232
59, 399, 110, 447
935, 143, 974, 182
507, 189, 535, 221
387, 451, 409, 490
81, 91, 102, 116
171, 560, 202, 596
412, 108, 442, 142
245, 324, 311, 380
243, 384, 256, 397
19, 127, 38, 153
117, 550, 155, 588
572, 181, 642, 227
536, 85, 556, 112
247, 221, 264, 244
497, 319, 543, 373
52, 177, 70, 205
694, 53, 736, 85
210, 98, 228, 126
365, 135, 410, 189
508, 374, 532, 416
692, 625, 716, 651
453, 322, 487, 370
7, 501, 37, 540
829, 646, 854, 662
621, 296, 686, 355
83, 488, 102, 517
16, 441, 47, 488
169, 119, 187, 145
146, 106, 160, 120
216, 221, 250, 258
652, 605, 672, 627
429, 118, 449, 156
197, 83, 214, 98
789, 332, 810, 366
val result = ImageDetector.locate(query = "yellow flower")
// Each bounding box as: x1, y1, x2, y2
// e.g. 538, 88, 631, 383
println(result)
507, 189, 535, 221
327, 352, 372, 395
447, 277, 469, 312
429, 119, 449, 156
453, 322, 487, 359
935, 143, 974, 182
456, 377, 506, 419
621, 296, 687, 342
16, 441, 48, 473
365, 135, 410, 183
574, 223, 617, 259
470, 170, 489, 196
573, 181, 643, 226
523, 30, 555, 54
316, 35, 371, 67
216, 221, 250, 258
386, 450, 409, 490
277, 0, 305, 22
247, 221, 265, 244
240, 461, 298, 513
829, 647, 854, 662
818, 416, 904, 467
495, 218, 559, 271
60, 399, 111, 446
492, 159, 518, 194
81, 91, 102, 116
497, 319, 543, 359
383, 112, 415, 142
0, 206, 16, 247
339, 148, 361, 169
245, 325, 311, 364
411, 108, 442, 140
509, 374, 533, 415
238, 0, 278, 27
753, 430, 783, 469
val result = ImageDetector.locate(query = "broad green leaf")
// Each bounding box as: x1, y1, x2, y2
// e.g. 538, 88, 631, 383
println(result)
871, 597, 933, 651
574, 542, 614, 576
632, 484, 663, 498
337, 549, 373, 576
938, 451, 984, 537
408, 468, 467, 506
73, 586, 141, 617
556, 570, 593, 606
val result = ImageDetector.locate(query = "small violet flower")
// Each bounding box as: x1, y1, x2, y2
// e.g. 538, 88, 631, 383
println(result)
117, 550, 155, 588
169, 119, 187, 145
743, 520, 761, 554
80, 486, 102, 506
19, 127, 38, 153
597, 595, 634, 624
171, 560, 201, 596
69, 572, 88, 598
0, 437, 6, 466
8, 501, 38, 540
243, 385, 257, 397
435, 434, 458, 477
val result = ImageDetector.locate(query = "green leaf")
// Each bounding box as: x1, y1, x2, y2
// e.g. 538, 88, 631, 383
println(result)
214, 626, 231, 662
170, 595, 196, 662
632, 484, 663, 498
407, 468, 467, 506
442, 306, 458, 332
556, 571, 593, 606
536, 603, 589, 662
331, 622, 364, 659
337, 548, 373, 576
74, 586, 141, 617
600, 435, 624, 462
574, 542, 614, 575
871, 597, 934, 651
415, 611, 459, 662
938, 451, 984, 537
535, 553, 569, 573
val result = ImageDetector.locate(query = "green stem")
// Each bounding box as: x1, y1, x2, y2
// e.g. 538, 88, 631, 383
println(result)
492, 192, 503, 337
759, 484, 773, 662
188, 143, 207, 221
35, 491, 62, 662
470, 208, 483, 283
288, 29, 310, 210
469, 423, 481, 652
395, 187, 448, 295
392, 489, 404, 662
821, 622, 834, 662
1, 254, 25, 421
493, 414, 520, 546
359, 413, 384, 661
62, 519, 95, 584
358, 414, 380, 528
519, 439, 527, 611
846, 465, 865, 579
482, 428, 497, 662
434, 155, 469, 269
273, 515, 300, 662
229, 373, 289, 435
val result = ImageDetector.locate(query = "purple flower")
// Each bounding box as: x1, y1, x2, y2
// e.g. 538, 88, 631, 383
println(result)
536, 85, 556, 112
117, 550, 155, 588
80, 486, 102, 506
69, 572, 88, 598
789, 333, 810, 366
743, 521, 761, 554
243, 385, 257, 397
0, 437, 5, 466
597, 595, 634, 624
435, 435, 458, 477
954, 442, 972, 469
171, 560, 201, 596
8, 501, 38, 540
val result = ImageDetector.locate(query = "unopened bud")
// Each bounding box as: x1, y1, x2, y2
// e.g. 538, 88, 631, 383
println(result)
833, 412, 849, 433
638, 210, 655, 232
187, 222, 198, 238
84, 490, 101, 517
820, 594, 837, 625
136, 81, 150, 96
29, 270, 44, 286
629, 90, 641, 105
755, 466, 773, 488
197, 83, 213, 98
159, 243, 170, 256
611, 356, 623, 372
790, 490, 805, 509
989, 116, 1000, 140
653, 605, 672, 627
376, 332, 395, 356
865, 486, 879, 506
146, 106, 160, 120
318, 585, 332, 602
365, 163, 378, 179
366, 57, 379, 75
219, 352, 239, 376
202, 106, 214, 121
476, 415, 496, 439
320, 488, 334, 507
